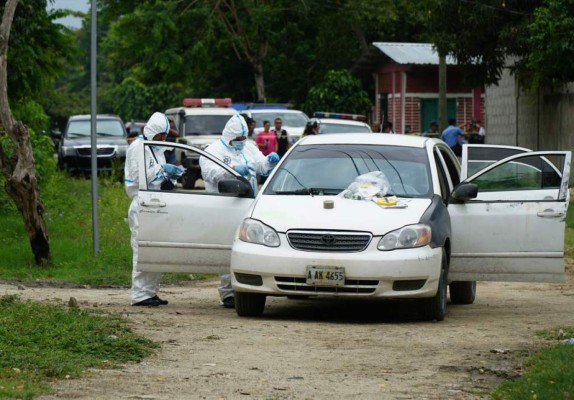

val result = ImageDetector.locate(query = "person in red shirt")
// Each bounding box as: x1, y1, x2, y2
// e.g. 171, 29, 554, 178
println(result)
255, 120, 278, 184
255, 120, 278, 156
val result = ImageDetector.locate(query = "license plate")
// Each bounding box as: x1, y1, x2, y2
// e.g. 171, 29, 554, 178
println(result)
306, 266, 345, 286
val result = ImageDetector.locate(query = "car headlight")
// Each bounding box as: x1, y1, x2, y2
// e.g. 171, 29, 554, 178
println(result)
377, 224, 431, 251
238, 218, 280, 247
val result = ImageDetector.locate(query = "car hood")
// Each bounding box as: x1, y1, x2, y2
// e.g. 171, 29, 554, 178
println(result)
250, 195, 432, 235
64, 137, 127, 147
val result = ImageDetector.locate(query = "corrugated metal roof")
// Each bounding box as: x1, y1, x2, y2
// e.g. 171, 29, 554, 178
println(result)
372, 42, 457, 65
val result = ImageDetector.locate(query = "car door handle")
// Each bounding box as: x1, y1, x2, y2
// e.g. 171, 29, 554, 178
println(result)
140, 200, 166, 208
537, 210, 564, 218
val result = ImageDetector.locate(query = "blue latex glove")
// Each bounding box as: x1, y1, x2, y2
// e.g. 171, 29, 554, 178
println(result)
162, 164, 185, 179
234, 164, 249, 176
267, 152, 280, 164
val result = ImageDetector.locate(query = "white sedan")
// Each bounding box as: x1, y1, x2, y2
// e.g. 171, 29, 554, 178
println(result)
134, 135, 571, 321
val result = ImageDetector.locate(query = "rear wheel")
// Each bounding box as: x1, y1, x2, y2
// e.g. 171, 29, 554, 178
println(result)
449, 281, 476, 304
419, 248, 448, 322
235, 292, 266, 317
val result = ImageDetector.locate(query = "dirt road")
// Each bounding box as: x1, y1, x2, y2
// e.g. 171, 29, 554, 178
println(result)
2, 262, 573, 400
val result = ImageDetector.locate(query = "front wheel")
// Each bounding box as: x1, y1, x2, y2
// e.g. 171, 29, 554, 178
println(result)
235, 292, 266, 317
449, 281, 476, 305
419, 248, 448, 322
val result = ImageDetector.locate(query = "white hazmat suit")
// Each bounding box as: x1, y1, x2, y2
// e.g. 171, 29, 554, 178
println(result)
124, 112, 172, 305
200, 113, 278, 305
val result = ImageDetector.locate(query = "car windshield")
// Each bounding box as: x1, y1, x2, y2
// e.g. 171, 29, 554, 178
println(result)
320, 123, 371, 134
184, 115, 231, 136
66, 120, 125, 138
264, 144, 432, 198
251, 112, 308, 128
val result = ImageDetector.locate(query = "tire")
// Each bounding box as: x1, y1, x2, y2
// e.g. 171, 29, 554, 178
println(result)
180, 170, 198, 189
449, 281, 477, 305
419, 248, 448, 322
235, 292, 266, 317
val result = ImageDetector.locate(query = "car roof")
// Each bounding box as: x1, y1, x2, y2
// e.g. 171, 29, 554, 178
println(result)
165, 107, 237, 116
248, 109, 305, 114
69, 114, 122, 121
297, 133, 437, 148
317, 118, 370, 127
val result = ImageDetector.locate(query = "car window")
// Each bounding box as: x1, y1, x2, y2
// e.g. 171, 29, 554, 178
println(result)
184, 115, 231, 136
265, 144, 432, 197
320, 123, 371, 134
251, 112, 308, 128
66, 119, 125, 138
471, 154, 563, 192
439, 148, 460, 187
465, 145, 529, 177
142, 143, 247, 196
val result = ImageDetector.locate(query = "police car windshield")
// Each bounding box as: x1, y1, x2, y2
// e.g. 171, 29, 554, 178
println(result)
184, 115, 230, 136
251, 112, 308, 128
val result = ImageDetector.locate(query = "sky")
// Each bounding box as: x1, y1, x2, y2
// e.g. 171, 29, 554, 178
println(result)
47, 0, 90, 29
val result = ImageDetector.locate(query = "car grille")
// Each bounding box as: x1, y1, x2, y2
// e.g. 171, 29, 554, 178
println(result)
287, 231, 372, 252
76, 147, 115, 156
274, 276, 378, 294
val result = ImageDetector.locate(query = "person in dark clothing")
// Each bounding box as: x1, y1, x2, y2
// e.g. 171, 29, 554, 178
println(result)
272, 117, 291, 158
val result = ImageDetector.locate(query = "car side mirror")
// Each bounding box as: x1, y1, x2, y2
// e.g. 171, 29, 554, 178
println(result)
450, 183, 478, 202
218, 178, 254, 198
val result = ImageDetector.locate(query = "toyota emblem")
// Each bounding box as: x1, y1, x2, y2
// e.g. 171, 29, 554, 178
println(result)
321, 234, 336, 245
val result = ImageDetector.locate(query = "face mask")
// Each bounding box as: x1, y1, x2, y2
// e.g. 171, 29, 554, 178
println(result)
231, 140, 246, 151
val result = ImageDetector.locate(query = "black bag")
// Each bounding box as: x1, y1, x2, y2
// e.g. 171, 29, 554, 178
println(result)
161, 179, 174, 191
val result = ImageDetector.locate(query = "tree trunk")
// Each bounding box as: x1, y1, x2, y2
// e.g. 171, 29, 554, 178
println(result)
0, 0, 51, 266
253, 61, 265, 103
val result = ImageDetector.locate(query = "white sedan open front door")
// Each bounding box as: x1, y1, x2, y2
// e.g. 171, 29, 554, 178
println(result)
136, 141, 255, 274
449, 147, 571, 282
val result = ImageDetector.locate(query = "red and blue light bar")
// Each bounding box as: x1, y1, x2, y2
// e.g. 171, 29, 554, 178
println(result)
183, 98, 232, 107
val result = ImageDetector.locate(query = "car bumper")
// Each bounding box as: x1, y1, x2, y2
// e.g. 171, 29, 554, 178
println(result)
230, 237, 442, 299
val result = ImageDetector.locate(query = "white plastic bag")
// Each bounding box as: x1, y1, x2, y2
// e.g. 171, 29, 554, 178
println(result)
339, 171, 391, 200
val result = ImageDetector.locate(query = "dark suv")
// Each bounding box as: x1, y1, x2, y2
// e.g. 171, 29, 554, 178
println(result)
57, 114, 128, 172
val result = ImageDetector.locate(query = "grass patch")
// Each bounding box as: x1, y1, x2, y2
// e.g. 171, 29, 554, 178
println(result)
566, 203, 574, 259
492, 342, 574, 399
0, 294, 158, 399
536, 327, 574, 341
0, 172, 209, 286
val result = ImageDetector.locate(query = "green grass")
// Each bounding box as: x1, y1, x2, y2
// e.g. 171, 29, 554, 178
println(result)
0, 294, 158, 399
492, 342, 574, 399
0, 172, 203, 286
566, 202, 574, 259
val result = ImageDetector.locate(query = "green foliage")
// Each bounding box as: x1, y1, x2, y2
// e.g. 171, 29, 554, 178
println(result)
0, 294, 158, 399
492, 342, 574, 399
110, 78, 183, 121
525, 0, 574, 90
5, 0, 78, 102
303, 70, 372, 116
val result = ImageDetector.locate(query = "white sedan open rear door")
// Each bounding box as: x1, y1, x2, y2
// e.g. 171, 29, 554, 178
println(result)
136, 142, 255, 274
449, 149, 571, 282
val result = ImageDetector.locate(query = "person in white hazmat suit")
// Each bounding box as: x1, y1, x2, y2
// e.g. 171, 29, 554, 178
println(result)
124, 111, 185, 307
200, 113, 280, 308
